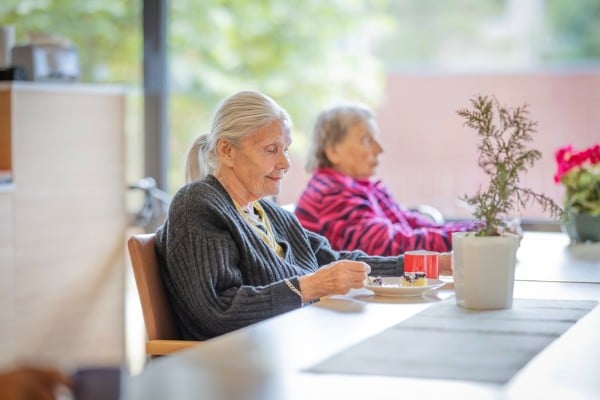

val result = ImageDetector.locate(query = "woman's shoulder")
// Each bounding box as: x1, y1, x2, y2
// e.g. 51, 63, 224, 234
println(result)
371, 178, 393, 194
169, 178, 235, 225
163, 178, 238, 242
307, 168, 356, 194
172, 176, 227, 205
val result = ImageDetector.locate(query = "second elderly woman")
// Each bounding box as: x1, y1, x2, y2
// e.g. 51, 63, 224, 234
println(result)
295, 103, 479, 255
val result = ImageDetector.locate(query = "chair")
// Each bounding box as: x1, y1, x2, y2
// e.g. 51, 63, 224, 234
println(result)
410, 204, 445, 225
127, 233, 201, 357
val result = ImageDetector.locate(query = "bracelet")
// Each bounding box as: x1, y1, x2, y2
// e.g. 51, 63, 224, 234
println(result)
284, 278, 304, 302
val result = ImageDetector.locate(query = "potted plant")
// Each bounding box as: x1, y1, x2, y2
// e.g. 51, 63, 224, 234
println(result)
452, 95, 562, 310
554, 144, 600, 243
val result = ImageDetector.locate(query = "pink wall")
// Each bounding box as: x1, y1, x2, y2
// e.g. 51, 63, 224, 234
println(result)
280, 71, 600, 219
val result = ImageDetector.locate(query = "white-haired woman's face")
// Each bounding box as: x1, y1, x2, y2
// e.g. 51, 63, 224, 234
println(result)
220, 120, 291, 204
325, 120, 383, 179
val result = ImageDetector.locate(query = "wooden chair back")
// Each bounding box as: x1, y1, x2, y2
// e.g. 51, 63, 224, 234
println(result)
127, 233, 200, 356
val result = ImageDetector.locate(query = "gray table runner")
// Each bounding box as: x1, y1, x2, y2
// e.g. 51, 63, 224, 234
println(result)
308, 298, 597, 384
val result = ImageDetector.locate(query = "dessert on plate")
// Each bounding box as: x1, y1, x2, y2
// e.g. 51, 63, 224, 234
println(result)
401, 271, 427, 287
366, 276, 384, 286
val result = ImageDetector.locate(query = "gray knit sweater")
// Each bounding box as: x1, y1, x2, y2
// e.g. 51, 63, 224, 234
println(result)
155, 175, 404, 340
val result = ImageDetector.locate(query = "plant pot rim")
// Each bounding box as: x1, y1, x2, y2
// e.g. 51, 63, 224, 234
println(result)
452, 231, 521, 239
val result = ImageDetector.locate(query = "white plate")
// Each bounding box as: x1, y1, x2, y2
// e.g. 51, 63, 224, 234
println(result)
364, 277, 445, 297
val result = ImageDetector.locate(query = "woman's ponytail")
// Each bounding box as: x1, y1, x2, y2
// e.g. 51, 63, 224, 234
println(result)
185, 134, 211, 183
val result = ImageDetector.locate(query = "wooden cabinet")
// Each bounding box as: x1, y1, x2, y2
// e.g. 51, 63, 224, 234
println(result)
0, 83, 127, 367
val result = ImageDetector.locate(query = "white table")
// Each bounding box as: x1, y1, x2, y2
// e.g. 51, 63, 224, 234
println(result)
515, 232, 600, 283
123, 280, 600, 400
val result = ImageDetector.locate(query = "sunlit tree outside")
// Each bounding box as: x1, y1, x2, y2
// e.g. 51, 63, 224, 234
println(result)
0, 0, 141, 83
166, 0, 392, 192
542, 0, 600, 62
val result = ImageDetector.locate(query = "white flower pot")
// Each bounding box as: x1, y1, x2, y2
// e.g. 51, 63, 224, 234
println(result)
452, 232, 521, 310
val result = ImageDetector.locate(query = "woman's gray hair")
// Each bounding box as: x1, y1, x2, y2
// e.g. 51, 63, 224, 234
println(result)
185, 90, 292, 183
305, 103, 375, 172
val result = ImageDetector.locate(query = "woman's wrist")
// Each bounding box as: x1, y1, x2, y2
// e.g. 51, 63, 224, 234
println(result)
298, 275, 320, 301
284, 278, 304, 302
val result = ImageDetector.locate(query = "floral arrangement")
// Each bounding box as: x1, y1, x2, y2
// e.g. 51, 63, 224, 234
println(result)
554, 144, 600, 216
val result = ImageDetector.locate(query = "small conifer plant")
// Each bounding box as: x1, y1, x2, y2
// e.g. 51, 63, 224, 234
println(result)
457, 95, 562, 236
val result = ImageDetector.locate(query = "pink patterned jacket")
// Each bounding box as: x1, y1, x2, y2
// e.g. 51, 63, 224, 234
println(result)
295, 168, 478, 255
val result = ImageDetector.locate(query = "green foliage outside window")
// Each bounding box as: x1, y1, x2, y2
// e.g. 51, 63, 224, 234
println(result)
543, 0, 600, 61
0, 0, 141, 83
166, 0, 392, 191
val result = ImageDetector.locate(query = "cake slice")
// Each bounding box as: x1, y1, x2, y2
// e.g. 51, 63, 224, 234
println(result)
366, 276, 384, 286
401, 271, 427, 287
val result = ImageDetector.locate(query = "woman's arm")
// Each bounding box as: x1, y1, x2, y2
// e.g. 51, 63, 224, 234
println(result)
161, 233, 302, 339
156, 185, 304, 340
303, 228, 403, 277
317, 188, 453, 253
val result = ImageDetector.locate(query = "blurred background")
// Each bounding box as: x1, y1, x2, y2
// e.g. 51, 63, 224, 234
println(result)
2, 0, 598, 218
1, 0, 599, 375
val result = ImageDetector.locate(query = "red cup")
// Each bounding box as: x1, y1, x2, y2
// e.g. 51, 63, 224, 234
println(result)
404, 250, 439, 279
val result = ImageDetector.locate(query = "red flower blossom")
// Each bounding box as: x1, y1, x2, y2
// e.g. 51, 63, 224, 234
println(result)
554, 144, 600, 183
554, 143, 600, 215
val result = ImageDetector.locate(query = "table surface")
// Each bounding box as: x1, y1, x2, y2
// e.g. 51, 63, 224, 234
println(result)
515, 232, 600, 283
123, 232, 600, 400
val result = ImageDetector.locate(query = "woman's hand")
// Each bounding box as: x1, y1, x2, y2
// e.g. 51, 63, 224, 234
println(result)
298, 260, 371, 301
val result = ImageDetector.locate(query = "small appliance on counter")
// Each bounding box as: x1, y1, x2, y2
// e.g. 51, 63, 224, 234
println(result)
10, 32, 79, 82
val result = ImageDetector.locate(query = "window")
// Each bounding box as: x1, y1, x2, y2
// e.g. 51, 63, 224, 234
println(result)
4, 0, 598, 220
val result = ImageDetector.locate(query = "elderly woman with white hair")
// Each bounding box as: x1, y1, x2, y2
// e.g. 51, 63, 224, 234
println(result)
155, 91, 405, 340
295, 103, 480, 255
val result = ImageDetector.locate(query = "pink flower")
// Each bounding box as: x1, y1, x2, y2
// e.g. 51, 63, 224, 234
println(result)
554, 144, 600, 183
554, 143, 600, 215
